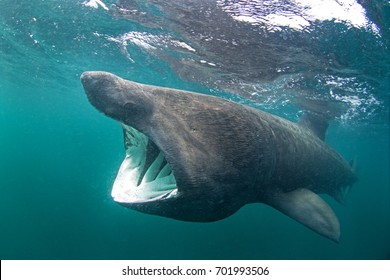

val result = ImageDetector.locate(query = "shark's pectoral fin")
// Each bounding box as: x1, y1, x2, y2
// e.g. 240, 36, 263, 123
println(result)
265, 188, 340, 242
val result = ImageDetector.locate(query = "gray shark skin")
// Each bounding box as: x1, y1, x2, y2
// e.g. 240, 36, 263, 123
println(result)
80, 71, 357, 242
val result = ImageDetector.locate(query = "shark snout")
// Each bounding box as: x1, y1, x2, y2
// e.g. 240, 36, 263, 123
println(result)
80, 71, 124, 114
80, 71, 102, 93
80, 71, 92, 82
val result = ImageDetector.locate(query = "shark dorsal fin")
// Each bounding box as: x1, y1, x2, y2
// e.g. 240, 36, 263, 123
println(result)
299, 112, 329, 141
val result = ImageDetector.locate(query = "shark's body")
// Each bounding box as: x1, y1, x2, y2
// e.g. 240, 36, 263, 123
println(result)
81, 71, 357, 242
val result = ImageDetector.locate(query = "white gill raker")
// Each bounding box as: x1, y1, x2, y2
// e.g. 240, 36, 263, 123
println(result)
153, 184, 177, 194
166, 173, 176, 185
155, 175, 176, 189
112, 156, 144, 202
154, 183, 177, 193
139, 187, 177, 200
153, 173, 175, 186
116, 156, 139, 186
142, 180, 177, 194
140, 151, 165, 184
124, 125, 148, 152
157, 162, 172, 178
120, 157, 137, 186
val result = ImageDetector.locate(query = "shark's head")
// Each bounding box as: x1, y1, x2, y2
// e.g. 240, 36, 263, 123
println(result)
81, 71, 261, 222
80, 71, 153, 130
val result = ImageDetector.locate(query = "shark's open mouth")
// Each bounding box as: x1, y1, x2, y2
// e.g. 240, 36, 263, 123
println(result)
111, 124, 178, 203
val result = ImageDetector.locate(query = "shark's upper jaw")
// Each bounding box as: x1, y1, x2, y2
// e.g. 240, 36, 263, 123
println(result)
111, 124, 178, 204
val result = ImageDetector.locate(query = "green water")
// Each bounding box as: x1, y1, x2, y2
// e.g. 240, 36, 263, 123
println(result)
0, 0, 389, 259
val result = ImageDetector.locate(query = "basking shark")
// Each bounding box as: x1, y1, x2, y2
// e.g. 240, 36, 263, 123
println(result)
80, 71, 357, 242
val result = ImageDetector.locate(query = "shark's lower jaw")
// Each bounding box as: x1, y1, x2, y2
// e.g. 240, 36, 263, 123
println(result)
111, 125, 178, 203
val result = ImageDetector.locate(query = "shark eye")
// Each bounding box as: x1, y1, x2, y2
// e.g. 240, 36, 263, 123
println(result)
124, 101, 138, 111
124, 101, 144, 118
